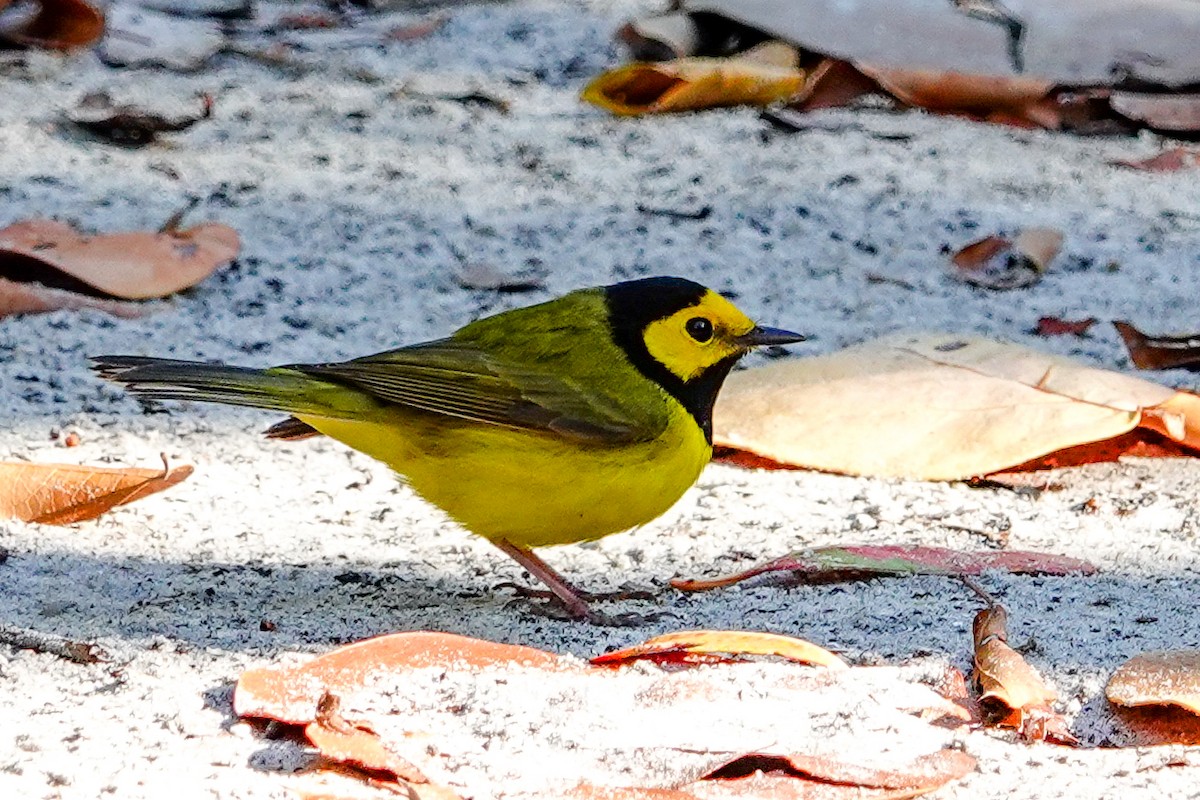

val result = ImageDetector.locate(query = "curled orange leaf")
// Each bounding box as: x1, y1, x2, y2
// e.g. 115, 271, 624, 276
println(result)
591, 630, 846, 669
0, 457, 192, 524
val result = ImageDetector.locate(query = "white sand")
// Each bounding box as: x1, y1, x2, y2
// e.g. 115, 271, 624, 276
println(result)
2, 1, 1200, 797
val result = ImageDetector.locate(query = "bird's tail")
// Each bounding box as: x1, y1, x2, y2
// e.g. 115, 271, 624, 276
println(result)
91, 356, 359, 420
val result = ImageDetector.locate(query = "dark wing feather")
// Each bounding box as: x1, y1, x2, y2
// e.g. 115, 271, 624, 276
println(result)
291, 339, 649, 444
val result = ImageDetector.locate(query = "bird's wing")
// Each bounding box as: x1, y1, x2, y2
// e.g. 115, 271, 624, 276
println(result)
292, 338, 656, 444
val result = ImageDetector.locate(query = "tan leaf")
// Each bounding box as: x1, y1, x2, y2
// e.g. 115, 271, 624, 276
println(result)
1012, 228, 1065, 271
234, 631, 577, 724
582, 42, 804, 116
680, 0, 1200, 91
0, 458, 193, 524
1107, 650, 1200, 715
687, 748, 977, 799
0, 217, 239, 300
686, 771, 924, 798
0, 276, 147, 319
0, 0, 105, 50
237, 631, 972, 798
304, 692, 438, 789
791, 59, 882, 112
973, 606, 1076, 744
712, 333, 1200, 480
1110, 91, 1200, 134
1111, 147, 1200, 172
950, 228, 1063, 289
863, 68, 1057, 128
590, 630, 847, 670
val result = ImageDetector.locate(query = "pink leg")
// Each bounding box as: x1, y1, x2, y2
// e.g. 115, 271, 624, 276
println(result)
491, 539, 592, 620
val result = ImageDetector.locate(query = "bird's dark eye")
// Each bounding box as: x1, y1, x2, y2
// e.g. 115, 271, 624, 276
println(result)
685, 317, 714, 343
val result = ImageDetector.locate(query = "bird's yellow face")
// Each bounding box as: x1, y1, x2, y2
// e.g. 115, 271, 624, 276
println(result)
641, 290, 757, 382
602, 276, 803, 442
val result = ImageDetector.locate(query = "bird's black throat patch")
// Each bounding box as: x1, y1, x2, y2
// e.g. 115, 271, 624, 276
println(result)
604, 277, 740, 443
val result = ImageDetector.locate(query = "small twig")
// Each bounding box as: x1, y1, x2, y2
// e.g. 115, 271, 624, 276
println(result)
957, 575, 997, 606
159, 197, 200, 234
760, 109, 865, 135
636, 203, 713, 221
865, 272, 915, 290
398, 87, 510, 114
0, 624, 105, 664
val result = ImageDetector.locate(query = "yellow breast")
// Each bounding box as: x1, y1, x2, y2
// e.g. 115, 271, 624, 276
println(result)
300, 402, 711, 549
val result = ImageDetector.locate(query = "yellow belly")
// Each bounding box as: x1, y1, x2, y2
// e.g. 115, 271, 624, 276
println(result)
299, 409, 711, 549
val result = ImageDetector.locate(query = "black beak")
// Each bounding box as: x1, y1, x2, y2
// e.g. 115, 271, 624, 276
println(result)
735, 325, 806, 348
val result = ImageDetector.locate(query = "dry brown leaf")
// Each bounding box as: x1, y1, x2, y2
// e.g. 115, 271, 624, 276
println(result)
305, 692, 436, 788
725, 750, 978, 791
671, 546, 1096, 593
689, 748, 977, 799
384, 14, 449, 43
1107, 705, 1200, 748
997, 428, 1194, 472
1110, 91, 1200, 134
0, 276, 147, 318
1114, 320, 1200, 371
237, 631, 974, 799
864, 68, 1057, 127
590, 630, 847, 670
791, 58, 881, 112
950, 228, 1063, 290
70, 91, 213, 147
0, 458, 193, 524
681, 0, 1200, 88
1107, 650, 1200, 715
582, 42, 804, 115
1034, 316, 1096, 337
616, 1, 1200, 133
270, 12, 342, 31
973, 606, 1076, 744
712, 333, 1200, 480
1111, 148, 1200, 172
234, 631, 576, 724
0, 217, 239, 301
0, 0, 105, 50
686, 771, 920, 799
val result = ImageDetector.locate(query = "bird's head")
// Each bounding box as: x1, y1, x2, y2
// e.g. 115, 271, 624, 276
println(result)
604, 276, 803, 439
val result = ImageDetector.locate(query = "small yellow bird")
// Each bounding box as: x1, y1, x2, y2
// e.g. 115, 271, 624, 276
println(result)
93, 277, 802, 623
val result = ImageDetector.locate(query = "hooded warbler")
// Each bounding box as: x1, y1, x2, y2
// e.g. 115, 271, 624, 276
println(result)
93, 276, 802, 623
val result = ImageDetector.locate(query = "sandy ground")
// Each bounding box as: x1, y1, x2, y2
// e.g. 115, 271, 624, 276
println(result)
2, 1, 1200, 798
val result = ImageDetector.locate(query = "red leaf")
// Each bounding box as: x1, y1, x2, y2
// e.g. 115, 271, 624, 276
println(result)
0, 0, 105, 50
1034, 316, 1096, 336
671, 545, 1095, 592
